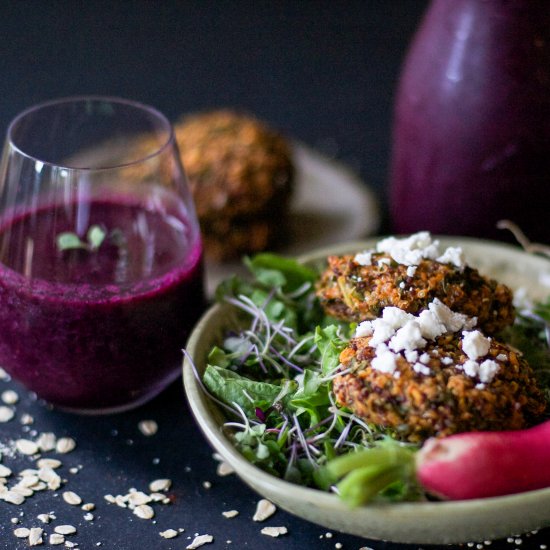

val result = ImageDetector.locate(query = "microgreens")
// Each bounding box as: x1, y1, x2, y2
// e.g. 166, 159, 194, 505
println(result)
56, 225, 107, 253
56, 225, 127, 254
196, 254, 401, 491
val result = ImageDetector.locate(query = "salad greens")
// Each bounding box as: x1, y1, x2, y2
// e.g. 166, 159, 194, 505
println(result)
195, 253, 550, 505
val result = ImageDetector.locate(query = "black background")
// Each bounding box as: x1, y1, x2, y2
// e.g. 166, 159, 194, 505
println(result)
0, 2, 548, 549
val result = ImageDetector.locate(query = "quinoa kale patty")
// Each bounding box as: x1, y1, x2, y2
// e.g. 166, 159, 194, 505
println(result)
334, 334, 547, 443
126, 109, 294, 261
316, 253, 515, 335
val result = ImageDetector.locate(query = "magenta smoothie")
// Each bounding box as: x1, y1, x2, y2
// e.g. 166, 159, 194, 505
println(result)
0, 197, 205, 412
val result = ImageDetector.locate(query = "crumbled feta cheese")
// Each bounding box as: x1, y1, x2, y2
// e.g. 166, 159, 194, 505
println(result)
417, 308, 447, 339
377, 257, 392, 267
354, 251, 372, 266
355, 320, 374, 338
419, 352, 430, 364
413, 362, 431, 375
372, 231, 465, 270
382, 307, 415, 330
458, 358, 500, 384
368, 319, 395, 347
462, 360, 479, 378
478, 359, 500, 383
355, 293, 482, 379
371, 346, 398, 374
436, 246, 465, 268
376, 232, 440, 266
496, 353, 508, 362
462, 331, 491, 360
389, 322, 426, 352
429, 299, 476, 332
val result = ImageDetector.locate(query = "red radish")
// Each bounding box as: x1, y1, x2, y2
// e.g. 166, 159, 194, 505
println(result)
416, 420, 550, 500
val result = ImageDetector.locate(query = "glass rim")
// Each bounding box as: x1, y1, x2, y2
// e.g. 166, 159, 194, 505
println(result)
6, 95, 176, 171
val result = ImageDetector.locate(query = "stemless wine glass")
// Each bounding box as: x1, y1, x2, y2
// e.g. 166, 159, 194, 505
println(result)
0, 96, 205, 413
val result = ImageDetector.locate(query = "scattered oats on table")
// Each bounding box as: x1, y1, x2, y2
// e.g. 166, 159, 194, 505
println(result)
13, 527, 30, 538
138, 419, 158, 436
0, 406, 14, 422
37, 457, 62, 469
260, 526, 288, 537
159, 529, 179, 539
186, 534, 214, 549
133, 503, 155, 520
149, 478, 171, 492
28, 527, 44, 546
15, 438, 38, 455
1, 389, 19, 405
36, 431, 56, 451
253, 499, 276, 522
54, 524, 77, 535
55, 436, 76, 454
49, 533, 65, 545
63, 490, 83, 506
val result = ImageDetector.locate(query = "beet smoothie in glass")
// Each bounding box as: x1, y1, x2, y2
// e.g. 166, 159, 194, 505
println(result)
0, 97, 206, 413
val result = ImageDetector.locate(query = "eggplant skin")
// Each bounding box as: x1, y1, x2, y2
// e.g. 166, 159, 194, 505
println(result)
316, 254, 515, 335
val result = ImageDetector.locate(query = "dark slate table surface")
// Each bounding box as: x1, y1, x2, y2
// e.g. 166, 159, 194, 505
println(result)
0, 2, 548, 549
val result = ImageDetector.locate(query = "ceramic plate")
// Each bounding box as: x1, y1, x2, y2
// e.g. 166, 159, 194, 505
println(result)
183, 237, 550, 544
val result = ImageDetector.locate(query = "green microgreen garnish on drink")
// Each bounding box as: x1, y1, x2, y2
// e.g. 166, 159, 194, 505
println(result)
55, 225, 130, 256
56, 224, 107, 252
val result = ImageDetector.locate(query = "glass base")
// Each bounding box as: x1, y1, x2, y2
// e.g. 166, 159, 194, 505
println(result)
51, 369, 181, 415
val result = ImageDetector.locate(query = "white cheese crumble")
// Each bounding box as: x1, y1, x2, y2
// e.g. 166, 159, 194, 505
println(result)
436, 246, 465, 268
355, 299, 475, 347
458, 358, 500, 384
354, 251, 372, 266
417, 308, 446, 339
413, 362, 431, 375
376, 231, 440, 266
419, 353, 431, 364
371, 345, 399, 375
478, 359, 500, 383
377, 257, 392, 267
389, 322, 426, 352
354, 231, 466, 269
353, 298, 502, 385
462, 330, 491, 360
429, 299, 477, 332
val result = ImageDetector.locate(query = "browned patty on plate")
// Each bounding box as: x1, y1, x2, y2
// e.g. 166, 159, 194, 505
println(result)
334, 333, 547, 443
316, 253, 515, 335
